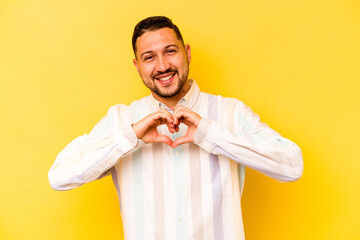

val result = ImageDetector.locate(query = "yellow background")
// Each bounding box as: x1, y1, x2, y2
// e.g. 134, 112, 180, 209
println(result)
1, 0, 359, 239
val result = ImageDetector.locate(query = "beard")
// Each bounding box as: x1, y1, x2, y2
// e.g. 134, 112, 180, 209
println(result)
144, 66, 189, 98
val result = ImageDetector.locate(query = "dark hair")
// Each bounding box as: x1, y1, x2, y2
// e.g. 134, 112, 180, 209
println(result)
132, 16, 184, 56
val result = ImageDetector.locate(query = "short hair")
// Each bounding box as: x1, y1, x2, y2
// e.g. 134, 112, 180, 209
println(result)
132, 16, 184, 56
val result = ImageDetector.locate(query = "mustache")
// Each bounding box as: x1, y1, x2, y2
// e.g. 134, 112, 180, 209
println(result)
152, 69, 178, 79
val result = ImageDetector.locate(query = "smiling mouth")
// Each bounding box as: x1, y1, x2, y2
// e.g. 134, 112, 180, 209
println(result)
154, 72, 176, 85
157, 74, 174, 81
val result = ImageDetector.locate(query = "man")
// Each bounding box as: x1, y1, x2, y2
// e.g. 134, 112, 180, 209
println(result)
48, 16, 303, 240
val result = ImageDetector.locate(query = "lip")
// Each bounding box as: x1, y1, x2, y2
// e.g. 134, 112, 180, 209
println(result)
155, 73, 176, 85
155, 72, 175, 79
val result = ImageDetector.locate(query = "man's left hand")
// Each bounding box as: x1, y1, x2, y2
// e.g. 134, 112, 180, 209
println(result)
171, 105, 201, 148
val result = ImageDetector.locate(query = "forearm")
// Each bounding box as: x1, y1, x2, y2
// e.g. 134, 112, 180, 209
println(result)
48, 124, 143, 190
48, 104, 145, 190
194, 118, 303, 182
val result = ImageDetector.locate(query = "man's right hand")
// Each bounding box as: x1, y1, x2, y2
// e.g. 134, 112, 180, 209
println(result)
131, 109, 176, 147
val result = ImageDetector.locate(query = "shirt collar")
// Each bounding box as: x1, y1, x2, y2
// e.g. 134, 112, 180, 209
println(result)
148, 79, 200, 111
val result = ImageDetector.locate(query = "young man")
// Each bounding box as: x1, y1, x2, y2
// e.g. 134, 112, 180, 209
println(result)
49, 16, 303, 240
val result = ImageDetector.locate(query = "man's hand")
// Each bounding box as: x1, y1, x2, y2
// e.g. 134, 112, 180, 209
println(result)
131, 109, 176, 147
171, 105, 201, 148
131, 107, 202, 148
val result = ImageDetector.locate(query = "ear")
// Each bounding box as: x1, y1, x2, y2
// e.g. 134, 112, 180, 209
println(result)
185, 44, 191, 64
133, 58, 140, 76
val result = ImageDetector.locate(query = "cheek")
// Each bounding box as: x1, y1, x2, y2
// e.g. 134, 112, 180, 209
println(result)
139, 65, 153, 78
179, 55, 189, 67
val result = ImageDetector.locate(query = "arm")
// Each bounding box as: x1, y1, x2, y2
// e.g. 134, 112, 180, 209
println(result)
48, 105, 142, 191
193, 102, 303, 182
48, 106, 176, 191
171, 103, 303, 182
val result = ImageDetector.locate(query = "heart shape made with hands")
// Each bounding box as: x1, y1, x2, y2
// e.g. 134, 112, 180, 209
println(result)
132, 106, 201, 148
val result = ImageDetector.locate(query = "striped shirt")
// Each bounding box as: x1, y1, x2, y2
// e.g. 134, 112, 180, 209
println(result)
48, 79, 303, 240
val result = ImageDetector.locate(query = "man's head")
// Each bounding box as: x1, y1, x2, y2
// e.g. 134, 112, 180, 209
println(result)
132, 16, 191, 100
132, 16, 184, 56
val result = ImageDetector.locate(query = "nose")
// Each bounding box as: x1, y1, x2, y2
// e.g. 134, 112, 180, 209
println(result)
156, 56, 170, 72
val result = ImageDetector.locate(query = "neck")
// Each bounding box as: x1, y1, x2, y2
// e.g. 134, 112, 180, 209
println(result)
152, 80, 190, 108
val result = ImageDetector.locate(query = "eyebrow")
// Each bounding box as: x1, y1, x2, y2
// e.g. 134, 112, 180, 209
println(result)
140, 44, 179, 59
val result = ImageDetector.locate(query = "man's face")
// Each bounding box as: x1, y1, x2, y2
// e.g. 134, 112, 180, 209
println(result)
133, 27, 191, 99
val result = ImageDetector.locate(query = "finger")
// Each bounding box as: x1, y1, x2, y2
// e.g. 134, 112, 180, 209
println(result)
166, 122, 176, 133
159, 109, 174, 121
172, 108, 185, 126
180, 118, 193, 126
172, 135, 191, 148
174, 108, 201, 127
153, 112, 174, 126
134, 111, 175, 140
152, 112, 176, 133
173, 109, 191, 126
171, 106, 181, 124
158, 112, 176, 131
155, 134, 173, 147
167, 122, 178, 132
160, 113, 174, 124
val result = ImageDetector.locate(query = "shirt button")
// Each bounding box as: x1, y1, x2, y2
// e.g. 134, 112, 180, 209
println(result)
175, 152, 180, 156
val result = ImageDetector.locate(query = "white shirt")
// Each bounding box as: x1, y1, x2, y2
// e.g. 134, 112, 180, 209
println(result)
48, 79, 303, 240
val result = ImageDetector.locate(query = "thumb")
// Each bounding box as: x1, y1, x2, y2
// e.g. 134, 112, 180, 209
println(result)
172, 136, 191, 148
155, 134, 173, 147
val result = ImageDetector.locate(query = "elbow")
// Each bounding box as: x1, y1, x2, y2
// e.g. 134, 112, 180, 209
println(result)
48, 168, 85, 191
48, 177, 75, 191
287, 166, 303, 182
48, 171, 64, 191
281, 146, 304, 182
48, 170, 74, 191
49, 182, 64, 191
278, 163, 304, 183
290, 150, 304, 181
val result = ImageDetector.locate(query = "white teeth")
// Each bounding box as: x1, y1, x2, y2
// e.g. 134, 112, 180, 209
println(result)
158, 74, 174, 81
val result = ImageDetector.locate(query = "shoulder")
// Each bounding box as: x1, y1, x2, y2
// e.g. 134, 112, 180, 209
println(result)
198, 91, 248, 111
107, 103, 130, 118
107, 96, 150, 121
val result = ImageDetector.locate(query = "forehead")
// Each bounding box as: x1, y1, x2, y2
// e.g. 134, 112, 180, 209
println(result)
136, 28, 182, 55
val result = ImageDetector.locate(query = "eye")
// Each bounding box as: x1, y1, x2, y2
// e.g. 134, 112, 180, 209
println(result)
166, 49, 176, 54
143, 55, 153, 61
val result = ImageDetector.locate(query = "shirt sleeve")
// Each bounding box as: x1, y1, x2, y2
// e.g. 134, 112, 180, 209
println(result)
48, 105, 144, 190
193, 101, 303, 182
